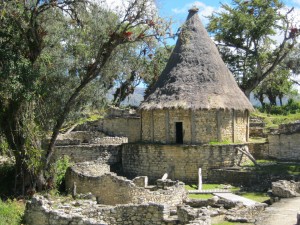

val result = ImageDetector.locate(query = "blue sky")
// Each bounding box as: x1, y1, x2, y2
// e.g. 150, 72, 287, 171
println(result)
157, 0, 300, 26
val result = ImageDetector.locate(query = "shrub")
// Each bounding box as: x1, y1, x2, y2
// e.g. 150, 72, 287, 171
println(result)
259, 99, 300, 115
0, 199, 25, 225
51, 155, 73, 192
284, 99, 300, 114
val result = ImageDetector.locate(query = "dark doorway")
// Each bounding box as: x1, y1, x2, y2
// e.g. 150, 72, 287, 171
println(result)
176, 122, 183, 144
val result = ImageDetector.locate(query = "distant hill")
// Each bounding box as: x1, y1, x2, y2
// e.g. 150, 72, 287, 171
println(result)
106, 87, 145, 106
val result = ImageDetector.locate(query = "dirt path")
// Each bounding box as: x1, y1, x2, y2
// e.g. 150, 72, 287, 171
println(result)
255, 197, 300, 225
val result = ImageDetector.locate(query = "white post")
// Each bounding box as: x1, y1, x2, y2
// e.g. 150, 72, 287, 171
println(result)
198, 168, 202, 191
161, 173, 168, 180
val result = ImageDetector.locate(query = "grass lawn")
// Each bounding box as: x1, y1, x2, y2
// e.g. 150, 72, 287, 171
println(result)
237, 192, 269, 203
243, 160, 300, 176
185, 184, 240, 192
185, 184, 240, 200
251, 111, 300, 129
188, 193, 214, 199
185, 183, 269, 203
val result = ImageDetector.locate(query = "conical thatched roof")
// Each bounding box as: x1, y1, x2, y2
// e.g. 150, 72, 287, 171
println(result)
140, 8, 253, 111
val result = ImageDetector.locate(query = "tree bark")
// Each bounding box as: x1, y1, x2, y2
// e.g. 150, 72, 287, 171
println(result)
0, 101, 37, 194
236, 147, 260, 167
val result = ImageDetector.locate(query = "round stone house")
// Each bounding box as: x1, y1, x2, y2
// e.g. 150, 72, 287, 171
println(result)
139, 8, 253, 145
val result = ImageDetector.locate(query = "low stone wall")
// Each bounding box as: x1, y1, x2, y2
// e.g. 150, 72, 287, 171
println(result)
53, 145, 121, 164
56, 131, 128, 146
268, 133, 300, 161
75, 117, 140, 143
68, 161, 110, 177
249, 127, 266, 138
65, 167, 186, 206
278, 121, 300, 134
24, 195, 211, 225
122, 144, 247, 183
90, 137, 128, 145
248, 142, 269, 160
57, 131, 106, 144
207, 169, 261, 186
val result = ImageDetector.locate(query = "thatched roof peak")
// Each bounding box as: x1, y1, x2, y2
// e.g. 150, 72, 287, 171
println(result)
140, 9, 253, 111
188, 7, 199, 13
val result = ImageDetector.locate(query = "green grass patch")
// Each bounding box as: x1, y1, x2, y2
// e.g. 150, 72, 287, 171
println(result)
255, 162, 300, 175
185, 184, 240, 200
241, 160, 300, 175
249, 137, 267, 143
251, 111, 300, 129
185, 184, 240, 192
241, 159, 276, 167
237, 192, 269, 203
188, 193, 213, 199
0, 199, 25, 225
209, 140, 233, 145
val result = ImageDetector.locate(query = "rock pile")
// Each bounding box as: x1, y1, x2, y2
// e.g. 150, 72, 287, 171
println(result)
272, 180, 300, 198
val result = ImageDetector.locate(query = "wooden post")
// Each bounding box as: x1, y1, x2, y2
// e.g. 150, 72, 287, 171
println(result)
232, 109, 236, 143
198, 168, 202, 191
190, 110, 195, 144
151, 110, 154, 142
165, 110, 169, 143
246, 110, 249, 142
217, 110, 222, 142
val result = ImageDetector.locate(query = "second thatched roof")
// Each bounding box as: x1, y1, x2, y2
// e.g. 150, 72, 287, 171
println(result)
140, 8, 253, 111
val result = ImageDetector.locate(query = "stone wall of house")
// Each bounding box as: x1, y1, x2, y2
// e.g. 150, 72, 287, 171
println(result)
65, 168, 186, 206
141, 109, 248, 145
53, 145, 121, 164
236, 110, 249, 142
122, 144, 247, 183
24, 195, 211, 225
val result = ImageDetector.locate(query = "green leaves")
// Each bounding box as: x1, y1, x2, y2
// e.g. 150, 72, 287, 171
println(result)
207, 0, 298, 97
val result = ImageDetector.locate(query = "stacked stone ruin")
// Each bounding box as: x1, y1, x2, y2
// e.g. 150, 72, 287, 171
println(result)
24, 7, 287, 225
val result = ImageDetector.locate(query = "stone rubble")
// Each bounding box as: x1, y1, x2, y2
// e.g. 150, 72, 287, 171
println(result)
24, 195, 211, 225
272, 180, 300, 198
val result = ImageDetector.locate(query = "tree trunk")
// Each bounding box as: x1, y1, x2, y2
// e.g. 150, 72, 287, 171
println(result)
0, 101, 39, 195
44, 42, 118, 173
243, 89, 251, 100
279, 95, 283, 106
267, 94, 277, 106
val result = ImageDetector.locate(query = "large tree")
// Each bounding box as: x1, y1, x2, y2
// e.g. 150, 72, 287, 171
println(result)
0, 0, 170, 194
207, 0, 300, 98
111, 43, 173, 106
254, 66, 294, 106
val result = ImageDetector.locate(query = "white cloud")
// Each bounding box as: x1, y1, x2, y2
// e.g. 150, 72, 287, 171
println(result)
91, 0, 157, 19
293, 0, 300, 6
171, 1, 220, 24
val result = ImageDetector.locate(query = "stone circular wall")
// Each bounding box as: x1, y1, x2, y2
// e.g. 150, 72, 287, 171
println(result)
68, 160, 110, 177
122, 143, 248, 183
